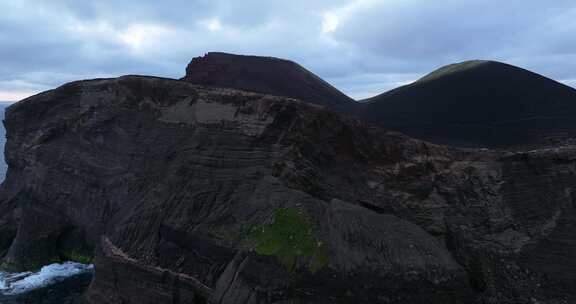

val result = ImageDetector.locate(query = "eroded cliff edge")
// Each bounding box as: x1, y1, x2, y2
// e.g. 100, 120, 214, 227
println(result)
0, 76, 575, 303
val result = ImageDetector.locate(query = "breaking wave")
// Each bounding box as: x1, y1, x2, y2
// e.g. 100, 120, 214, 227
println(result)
0, 262, 93, 295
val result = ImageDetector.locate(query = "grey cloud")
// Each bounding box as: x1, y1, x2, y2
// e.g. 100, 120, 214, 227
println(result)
46, 0, 348, 30
0, 0, 575, 101
330, 0, 576, 81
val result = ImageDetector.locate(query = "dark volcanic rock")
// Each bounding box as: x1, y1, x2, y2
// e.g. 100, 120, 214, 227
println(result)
0, 75, 576, 303
182, 52, 356, 113
0, 102, 9, 180
184, 54, 576, 150
361, 60, 576, 149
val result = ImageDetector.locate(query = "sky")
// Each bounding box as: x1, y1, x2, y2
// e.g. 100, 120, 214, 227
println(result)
1, 0, 576, 101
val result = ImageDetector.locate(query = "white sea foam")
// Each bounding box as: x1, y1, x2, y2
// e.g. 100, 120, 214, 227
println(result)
0, 262, 93, 295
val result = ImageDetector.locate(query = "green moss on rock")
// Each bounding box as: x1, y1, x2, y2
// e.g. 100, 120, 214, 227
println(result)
60, 251, 93, 264
248, 207, 328, 272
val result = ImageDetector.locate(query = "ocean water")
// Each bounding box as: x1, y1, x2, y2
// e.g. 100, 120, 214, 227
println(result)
0, 263, 94, 303
0, 262, 93, 294
0, 103, 94, 303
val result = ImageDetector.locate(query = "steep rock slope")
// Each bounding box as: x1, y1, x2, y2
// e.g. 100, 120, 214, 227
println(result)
0, 76, 575, 303
182, 52, 356, 113
361, 60, 576, 149
0, 102, 10, 180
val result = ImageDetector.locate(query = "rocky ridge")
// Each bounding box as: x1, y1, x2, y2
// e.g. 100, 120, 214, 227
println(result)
182, 54, 576, 149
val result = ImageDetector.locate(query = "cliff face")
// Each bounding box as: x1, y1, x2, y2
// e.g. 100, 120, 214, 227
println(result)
0, 103, 9, 179
1, 76, 576, 303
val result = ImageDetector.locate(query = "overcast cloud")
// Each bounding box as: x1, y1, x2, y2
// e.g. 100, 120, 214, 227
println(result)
1, 0, 576, 101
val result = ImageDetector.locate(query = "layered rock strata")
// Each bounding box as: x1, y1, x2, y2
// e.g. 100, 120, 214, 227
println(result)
0, 76, 575, 303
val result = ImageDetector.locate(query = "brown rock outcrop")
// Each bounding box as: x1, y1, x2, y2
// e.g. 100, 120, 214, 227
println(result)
182, 52, 356, 113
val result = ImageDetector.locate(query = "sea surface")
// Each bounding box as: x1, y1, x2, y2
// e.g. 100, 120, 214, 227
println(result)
0, 102, 94, 303
0, 263, 94, 303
